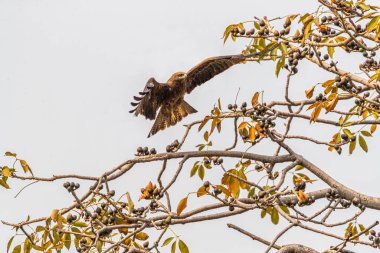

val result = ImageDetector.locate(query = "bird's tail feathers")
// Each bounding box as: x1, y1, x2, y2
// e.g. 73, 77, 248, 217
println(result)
148, 100, 197, 137
179, 100, 198, 116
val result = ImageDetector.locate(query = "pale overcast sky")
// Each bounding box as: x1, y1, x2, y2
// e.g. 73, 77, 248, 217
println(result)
1, 1, 379, 252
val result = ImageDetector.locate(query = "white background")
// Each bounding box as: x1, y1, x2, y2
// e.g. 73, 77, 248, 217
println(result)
1, 1, 379, 252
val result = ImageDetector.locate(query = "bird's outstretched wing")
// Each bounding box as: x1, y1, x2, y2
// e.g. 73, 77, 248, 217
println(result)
185, 55, 244, 93
130, 77, 169, 120
185, 43, 280, 93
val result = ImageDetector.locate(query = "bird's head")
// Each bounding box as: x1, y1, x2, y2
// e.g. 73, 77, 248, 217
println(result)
172, 72, 187, 80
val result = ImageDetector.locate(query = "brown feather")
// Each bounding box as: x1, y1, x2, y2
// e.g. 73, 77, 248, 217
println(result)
132, 77, 169, 120
132, 43, 280, 136
185, 56, 244, 93
148, 100, 197, 137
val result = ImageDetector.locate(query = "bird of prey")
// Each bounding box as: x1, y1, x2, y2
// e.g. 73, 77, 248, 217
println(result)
130, 44, 278, 137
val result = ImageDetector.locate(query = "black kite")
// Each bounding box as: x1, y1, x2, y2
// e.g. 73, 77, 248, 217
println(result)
130, 44, 278, 137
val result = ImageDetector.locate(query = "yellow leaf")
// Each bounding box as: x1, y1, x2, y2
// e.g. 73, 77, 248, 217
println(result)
371, 124, 377, 133
326, 96, 339, 112
126, 192, 134, 214
215, 185, 231, 197
294, 177, 303, 184
369, 72, 379, 83
305, 85, 315, 99
5, 152, 17, 157
139, 181, 153, 201
249, 126, 256, 142
327, 92, 337, 101
20, 160, 33, 175
238, 122, 248, 130
310, 103, 323, 122
366, 16, 380, 33
322, 79, 335, 88
328, 46, 335, 58
198, 116, 210, 132
177, 196, 188, 216
51, 209, 60, 222
255, 124, 266, 137
298, 190, 308, 202
50, 209, 63, 228
115, 217, 129, 234
135, 232, 149, 241
294, 29, 300, 38
196, 185, 208, 197
328, 142, 335, 151
223, 25, 233, 44
238, 169, 249, 190
251, 92, 260, 107
307, 102, 318, 111
2, 167, 12, 177
228, 172, 240, 198
302, 20, 313, 43
362, 110, 369, 119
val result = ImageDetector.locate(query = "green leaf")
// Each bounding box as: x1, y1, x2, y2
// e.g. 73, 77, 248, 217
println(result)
367, 16, 380, 32
36, 226, 45, 232
196, 144, 205, 151
343, 128, 354, 138
5, 152, 17, 157
275, 56, 285, 77
279, 42, 288, 55
359, 224, 369, 235
271, 208, 279, 225
24, 238, 31, 253
361, 130, 372, 137
24, 238, 32, 253
198, 165, 205, 180
135, 232, 149, 241
0, 178, 10, 189
7, 236, 15, 253
190, 163, 199, 177
162, 237, 174, 247
96, 241, 103, 253
12, 245, 21, 253
171, 241, 177, 253
71, 227, 81, 239
358, 3, 370, 11
349, 139, 356, 155
280, 205, 290, 214
72, 221, 88, 227
126, 192, 134, 214
63, 233, 71, 250
248, 187, 255, 198
359, 135, 368, 152
178, 240, 189, 253
260, 209, 267, 218
53, 228, 60, 244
